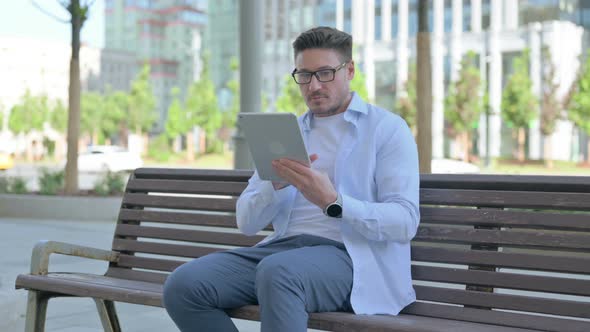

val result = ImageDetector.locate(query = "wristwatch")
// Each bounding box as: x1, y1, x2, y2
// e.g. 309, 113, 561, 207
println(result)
323, 192, 343, 218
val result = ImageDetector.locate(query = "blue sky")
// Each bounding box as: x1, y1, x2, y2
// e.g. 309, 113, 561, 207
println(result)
0, 0, 104, 48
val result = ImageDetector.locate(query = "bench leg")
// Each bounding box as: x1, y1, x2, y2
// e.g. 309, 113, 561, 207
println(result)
24, 290, 49, 332
94, 299, 121, 332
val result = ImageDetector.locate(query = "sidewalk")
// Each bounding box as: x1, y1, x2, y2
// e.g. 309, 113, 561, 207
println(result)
0, 218, 265, 332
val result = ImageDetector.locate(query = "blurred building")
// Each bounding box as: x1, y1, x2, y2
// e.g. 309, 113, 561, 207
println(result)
103, 0, 207, 132
208, 0, 590, 162
0, 36, 100, 123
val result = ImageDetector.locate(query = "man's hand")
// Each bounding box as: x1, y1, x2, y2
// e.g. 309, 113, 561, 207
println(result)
271, 154, 337, 209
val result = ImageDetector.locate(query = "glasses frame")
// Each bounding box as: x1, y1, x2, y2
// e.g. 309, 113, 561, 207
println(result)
291, 62, 348, 85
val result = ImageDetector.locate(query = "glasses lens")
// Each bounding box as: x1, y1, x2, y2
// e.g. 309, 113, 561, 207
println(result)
294, 72, 312, 84
316, 70, 335, 82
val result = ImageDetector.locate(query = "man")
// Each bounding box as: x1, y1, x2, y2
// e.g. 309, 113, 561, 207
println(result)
163, 26, 420, 332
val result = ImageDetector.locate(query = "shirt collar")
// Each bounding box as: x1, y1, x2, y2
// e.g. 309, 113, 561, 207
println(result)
301, 92, 367, 131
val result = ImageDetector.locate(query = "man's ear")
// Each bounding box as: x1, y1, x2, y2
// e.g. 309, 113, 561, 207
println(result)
348, 60, 355, 81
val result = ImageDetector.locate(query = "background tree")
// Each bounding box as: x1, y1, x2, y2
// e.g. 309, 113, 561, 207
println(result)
128, 63, 157, 154
416, 0, 432, 173
276, 74, 306, 115
396, 62, 417, 133
445, 52, 482, 162
220, 58, 240, 150
186, 56, 221, 155
350, 68, 369, 101
165, 87, 191, 159
9, 92, 50, 161
569, 55, 590, 164
540, 47, 561, 168
501, 49, 538, 163
80, 92, 103, 145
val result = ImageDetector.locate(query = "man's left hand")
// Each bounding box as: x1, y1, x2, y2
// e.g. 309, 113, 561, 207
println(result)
272, 156, 337, 210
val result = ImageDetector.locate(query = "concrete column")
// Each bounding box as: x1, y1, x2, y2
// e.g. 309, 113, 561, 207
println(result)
270, 0, 278, 112
432, 0, 445, 159
336, 0, 344, 31
529, 23, 542, 160
396, 0, 409, 93
364, 0, 376, 101
504, 0, 519, 30
488, 0, 502, 157
381, 0, 392, 41
450, 0, 463, 82
471, 0, 481, 32
352, 0, 365, 44
234, 0, 264, 169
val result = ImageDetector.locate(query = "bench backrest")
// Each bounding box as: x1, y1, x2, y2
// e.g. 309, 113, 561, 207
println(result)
108, 168, 590, 332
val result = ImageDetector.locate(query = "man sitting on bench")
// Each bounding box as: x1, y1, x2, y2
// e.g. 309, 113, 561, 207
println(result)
162, 26, 420, 332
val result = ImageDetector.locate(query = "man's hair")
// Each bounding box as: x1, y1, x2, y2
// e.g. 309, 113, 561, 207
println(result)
292, 26, 353, 62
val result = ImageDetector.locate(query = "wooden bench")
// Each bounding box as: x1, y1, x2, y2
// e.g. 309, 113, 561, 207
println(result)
16, 168, 590, 332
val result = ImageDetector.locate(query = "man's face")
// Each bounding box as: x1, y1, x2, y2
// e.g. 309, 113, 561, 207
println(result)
294, 48, 354, 117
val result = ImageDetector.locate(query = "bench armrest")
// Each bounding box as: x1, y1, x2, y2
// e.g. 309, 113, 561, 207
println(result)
30, 240, 120, 275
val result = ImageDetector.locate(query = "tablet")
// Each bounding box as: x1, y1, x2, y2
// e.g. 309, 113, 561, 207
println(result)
238, 112, 310, 182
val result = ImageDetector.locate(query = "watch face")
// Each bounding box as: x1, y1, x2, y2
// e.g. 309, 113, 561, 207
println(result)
327, 204, 342, 217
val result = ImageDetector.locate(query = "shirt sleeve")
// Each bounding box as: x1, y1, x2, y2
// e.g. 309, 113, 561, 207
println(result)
235, 171, 293, 235
341, 117, 420, 243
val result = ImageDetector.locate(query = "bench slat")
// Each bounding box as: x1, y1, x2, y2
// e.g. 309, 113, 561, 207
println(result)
126, 178, 247, 196
411, 245, 590, 274
421, 207, 590, 231
414, 225, 590, 250
421, 188, 590, 210
415, 285, 590, 318
112, 239, 223, 258
133, 168, 253, 182
119, 208, 238, 228
412, 265, 590, 296
117, 254, 183, 272
403, 301, 589, 332
106, 267, 168, 284
115, 224, 263, 247
122, 193, 237, 212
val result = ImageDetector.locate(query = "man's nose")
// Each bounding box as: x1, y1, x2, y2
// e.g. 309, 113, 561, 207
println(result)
308, 74, 322, 91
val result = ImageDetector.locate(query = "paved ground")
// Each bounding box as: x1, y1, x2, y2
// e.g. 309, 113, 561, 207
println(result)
0, 218, 269, 332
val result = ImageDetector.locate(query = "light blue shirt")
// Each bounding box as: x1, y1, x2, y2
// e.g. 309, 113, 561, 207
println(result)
236, 92, 420, 315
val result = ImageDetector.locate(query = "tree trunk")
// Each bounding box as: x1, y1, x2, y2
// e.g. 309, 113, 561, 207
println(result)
462, 132, 470, 163
517, 128, 526, 163
92, 130, 98, 146
416, 0, 432, 173
186, 131, 195, 162
64, 1, 82, 195
543, 135, 553, 168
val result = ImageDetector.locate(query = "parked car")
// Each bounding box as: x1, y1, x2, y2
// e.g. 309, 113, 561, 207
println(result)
0, 151, 14, 170
76, 145, 143, 173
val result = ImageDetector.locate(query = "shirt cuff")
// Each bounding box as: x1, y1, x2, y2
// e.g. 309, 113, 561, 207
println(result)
258, 180, 292, 205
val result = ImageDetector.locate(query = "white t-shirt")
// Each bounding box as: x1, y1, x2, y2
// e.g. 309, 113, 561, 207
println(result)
282, 112, 348, 243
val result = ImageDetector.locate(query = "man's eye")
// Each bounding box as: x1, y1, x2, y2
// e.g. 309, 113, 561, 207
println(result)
317, 70, 332, 77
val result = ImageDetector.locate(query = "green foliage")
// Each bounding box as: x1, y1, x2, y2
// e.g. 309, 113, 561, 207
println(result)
50, 100, 68, 133
102, 90, 127, 139
9, 91, 49, 134
186, 55, 222, 152
38, 168, 65, 195
0, 176, 28, 194
540, 47, 561, 136
165, 87, 189, 139
350, 68, 369, 101
395, 62, 417, 130
501, 49, 538, 130
445, 52, 483, 135
81, 92, 103, 138
147, 134, 172, 162
93, 171, 125, 196
222, 58, 240, 128
128, 64, 157, 134
569, 55, 590, 135
276, 74, 306, 116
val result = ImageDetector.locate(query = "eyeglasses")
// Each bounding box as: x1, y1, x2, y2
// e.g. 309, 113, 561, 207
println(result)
291, 62, 348, 84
